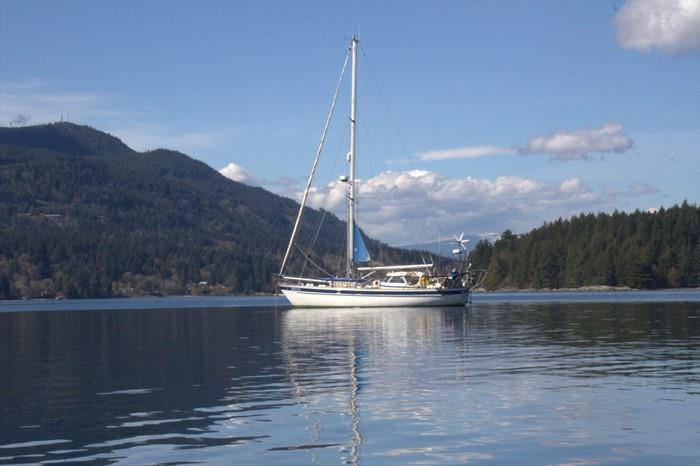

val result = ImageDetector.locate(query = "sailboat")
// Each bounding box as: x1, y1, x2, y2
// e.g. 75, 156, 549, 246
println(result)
277, 36, 471, 308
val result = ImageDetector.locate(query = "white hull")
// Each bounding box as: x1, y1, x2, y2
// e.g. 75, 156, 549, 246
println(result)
280, 285, 469, 308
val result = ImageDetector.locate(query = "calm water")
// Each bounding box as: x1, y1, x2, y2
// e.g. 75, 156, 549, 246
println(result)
1, 292, 699, 465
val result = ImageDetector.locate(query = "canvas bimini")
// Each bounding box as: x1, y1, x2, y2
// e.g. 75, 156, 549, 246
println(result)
277, 36, 472, 308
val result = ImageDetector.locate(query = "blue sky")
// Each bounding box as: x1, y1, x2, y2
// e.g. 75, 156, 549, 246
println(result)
2, 0, 699, 244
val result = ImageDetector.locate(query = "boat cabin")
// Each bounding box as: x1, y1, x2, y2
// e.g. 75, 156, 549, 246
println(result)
380, 271, 423, 288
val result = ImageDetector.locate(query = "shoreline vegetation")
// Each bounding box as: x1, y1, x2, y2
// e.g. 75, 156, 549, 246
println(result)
468, 202, 700, 292
8, 287, 700, 306
0, 123, 426, 301
1, 123, 699, 301
473, 285, 636, 293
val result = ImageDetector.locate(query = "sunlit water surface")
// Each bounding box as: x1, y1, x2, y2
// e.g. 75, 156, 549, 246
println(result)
1, 292, 699, 465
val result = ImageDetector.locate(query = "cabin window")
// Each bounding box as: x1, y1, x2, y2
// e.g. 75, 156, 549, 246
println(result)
386, 276, 406, 284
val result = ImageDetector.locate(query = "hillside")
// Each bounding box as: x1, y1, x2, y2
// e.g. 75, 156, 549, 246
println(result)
468, 204, 700, 290
0, 123, 426, 299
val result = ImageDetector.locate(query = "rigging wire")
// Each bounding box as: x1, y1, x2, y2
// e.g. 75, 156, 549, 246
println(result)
358, 44, 413, 168
295, 244, 333, 277
359, 44, 445, 268
279, 51, 350, 276
300, 119, 349, 277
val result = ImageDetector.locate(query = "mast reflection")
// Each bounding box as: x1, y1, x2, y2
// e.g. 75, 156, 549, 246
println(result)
280, 307, 469, 465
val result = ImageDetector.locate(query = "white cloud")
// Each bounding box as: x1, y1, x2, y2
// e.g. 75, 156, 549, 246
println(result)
418, 145, 515, 161
616, 0, 700, 54
218, 161, 661, 245
219, 162, 262, 185
305, 169, 620, 245
415, 124, 634, 164
218, 163, 304, 194
520, 123, 634, 160
559, 178, 588, 194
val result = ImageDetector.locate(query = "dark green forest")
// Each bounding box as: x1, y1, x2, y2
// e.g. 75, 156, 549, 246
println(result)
2, 123, 698, 299
0, 123, 425, 299
468, 203, 700, 290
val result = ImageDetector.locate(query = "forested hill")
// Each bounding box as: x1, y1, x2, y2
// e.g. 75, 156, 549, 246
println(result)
0, 122, 425, 299
468, 203, 700, 290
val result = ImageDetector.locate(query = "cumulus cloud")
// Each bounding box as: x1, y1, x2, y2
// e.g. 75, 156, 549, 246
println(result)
219, 162, 262, 185
520, 123, 634, 160
218, 163, 305, 194
221, 160, 661, 244
418, 145, 516, 161
415, 124, 633, 163
616, 0, 700, 54
305, 169, 624, 244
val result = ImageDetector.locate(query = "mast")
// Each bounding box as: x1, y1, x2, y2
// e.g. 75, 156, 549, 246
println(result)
347, 35, 359, 277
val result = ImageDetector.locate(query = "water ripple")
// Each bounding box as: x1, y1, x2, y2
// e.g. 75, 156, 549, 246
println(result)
0, 300, 699, 464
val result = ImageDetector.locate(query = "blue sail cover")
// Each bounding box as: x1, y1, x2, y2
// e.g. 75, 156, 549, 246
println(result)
353, 224, 371, 263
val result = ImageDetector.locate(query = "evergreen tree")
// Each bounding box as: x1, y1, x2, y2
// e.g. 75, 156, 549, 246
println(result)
477, 203, 700, 290
0, 123, 427, 299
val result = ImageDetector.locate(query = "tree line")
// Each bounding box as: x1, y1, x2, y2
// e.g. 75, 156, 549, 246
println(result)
0, 123, 425, 300
3, 123, 697, 298
468, 202, 700, 290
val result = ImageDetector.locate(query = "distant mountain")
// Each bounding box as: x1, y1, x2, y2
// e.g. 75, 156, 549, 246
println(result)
0, 122, 133, 156
0, 123, 429, 299
401, 235, 482, 259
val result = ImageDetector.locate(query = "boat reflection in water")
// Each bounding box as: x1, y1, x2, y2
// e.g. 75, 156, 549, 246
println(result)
279, 306, 469, 465
276, 302, 700, 465
2, 299, 699, 465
